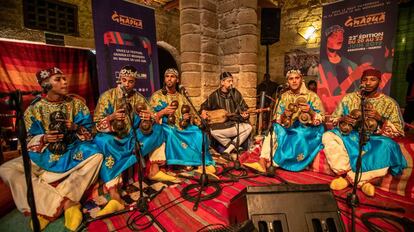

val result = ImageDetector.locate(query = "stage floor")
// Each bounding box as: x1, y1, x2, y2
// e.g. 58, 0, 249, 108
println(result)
1, 168, 413, 232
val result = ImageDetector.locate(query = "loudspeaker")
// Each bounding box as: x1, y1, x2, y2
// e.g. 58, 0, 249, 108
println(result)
247, 184, 344, 232
260, 8, 281, 45
229, 184, 345, 232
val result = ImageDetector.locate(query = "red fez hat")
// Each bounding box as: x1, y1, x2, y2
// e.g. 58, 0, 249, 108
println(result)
362, 69, 381, 79
36, 67, 63, 84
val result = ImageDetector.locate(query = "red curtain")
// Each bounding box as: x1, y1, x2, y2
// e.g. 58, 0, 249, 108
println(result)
0, 40, 95, 111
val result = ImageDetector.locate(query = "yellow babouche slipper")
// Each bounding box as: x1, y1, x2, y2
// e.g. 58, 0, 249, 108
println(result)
330, 177, 349, 191
96, 199, 125, 217
243, 162, 266, 173
64, 204, 83, 231
30, 215, 50, 231
361, 183, 375, 197
195, 166, 220, 181
206, 165, 216, 174
149, 170, 177, 182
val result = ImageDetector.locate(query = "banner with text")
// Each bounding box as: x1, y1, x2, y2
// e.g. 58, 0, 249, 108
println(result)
318, 0, 398, 113
92, 0, 159, 97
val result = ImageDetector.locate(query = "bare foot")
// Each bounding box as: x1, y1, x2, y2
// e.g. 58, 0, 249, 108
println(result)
108, 187, 124, 205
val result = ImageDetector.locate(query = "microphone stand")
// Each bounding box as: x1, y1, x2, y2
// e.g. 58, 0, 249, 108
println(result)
0, 90, 40, 232
347, 90, 368, 232
179, 87, 228, 211
260, 86, 289, 184
221, 88, 249, 178
265, 85, 283, 177
121, 89, 166, 231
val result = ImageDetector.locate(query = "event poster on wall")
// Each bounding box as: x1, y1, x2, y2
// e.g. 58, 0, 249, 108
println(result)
318, 0, 398, 113
92, 0, 160, 97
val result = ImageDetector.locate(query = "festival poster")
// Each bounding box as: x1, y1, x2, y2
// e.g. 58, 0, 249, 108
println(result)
318, 0, 398, 113
92, 0, 160, 97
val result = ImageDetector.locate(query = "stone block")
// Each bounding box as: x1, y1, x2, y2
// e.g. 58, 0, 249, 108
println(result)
222, 65, 240, 73
180, 0, 199, 10
201, 11, 218, 28
181, 72, 201, 87
224, 29, 239, 39
180, 9, 200, 24
238, 0, 258, 9
202, 28, 218, 38
239, 24, 258, 36
201, 39, 218, 54
200, 0, 216, 12
181, 63, 202, 72
186, 87, 201, 97
218, 0, 236, 14
238, 72, 257, 87
222, 37, 240, 54
220, 12, 238, 30
181, 52, 201, 63
181, 34, 201, 52
238, 87, 257, 98
202, 72, 220, 87
237, 9, 257, 25
241, 64, 257, 72
222, 54, 239, 66
202, 64, 219, 72
239, 34, 257, 53
200, 54, 218, 64
181, 24, 201, 35
239, 53, 257, 65
244, 97, 257, 108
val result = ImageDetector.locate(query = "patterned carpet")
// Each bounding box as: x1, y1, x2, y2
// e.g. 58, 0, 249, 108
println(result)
82, 167, 414, 232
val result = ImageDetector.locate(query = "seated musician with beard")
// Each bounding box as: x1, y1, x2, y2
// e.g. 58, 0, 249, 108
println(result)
322, 69, 407, 197
243, 70, 325, 173
200, 72, 252, 158
0, 67, 103, 231
149, 68, 217, 177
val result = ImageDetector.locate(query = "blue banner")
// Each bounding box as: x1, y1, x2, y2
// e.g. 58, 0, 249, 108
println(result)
92, 0, 160, 97
318, 0, 398, 113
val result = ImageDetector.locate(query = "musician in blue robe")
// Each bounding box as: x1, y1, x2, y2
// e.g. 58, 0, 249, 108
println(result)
149, 69, 216, 177
94, 65, 175, 216
243, 70, 325, 172
323, 69, 407, 197
0, 67, 103, 231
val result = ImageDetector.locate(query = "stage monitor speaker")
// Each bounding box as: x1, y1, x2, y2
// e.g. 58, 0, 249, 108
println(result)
242, 184, 344, 232
260, 8, 281, 45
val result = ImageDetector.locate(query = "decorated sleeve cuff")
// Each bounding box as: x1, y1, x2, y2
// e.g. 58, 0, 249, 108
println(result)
96, 116, 113, 133
27, 134, 47, 153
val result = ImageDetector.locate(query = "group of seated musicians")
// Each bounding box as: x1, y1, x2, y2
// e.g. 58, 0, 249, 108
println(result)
0, 65, 408, 231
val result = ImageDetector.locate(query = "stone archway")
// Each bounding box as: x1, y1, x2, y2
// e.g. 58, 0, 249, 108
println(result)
157, 41, 180, 71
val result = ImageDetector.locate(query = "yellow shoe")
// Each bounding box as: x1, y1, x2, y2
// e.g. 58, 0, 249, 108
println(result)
206, 165, 216, 174
361, 183, 375, 197
96, 199, 125, 217
149, 170, 177, 182
243, 162, 266, 173
30, 215, 50, 231
194, 168, 220, 181
330, 177, 349, 191
64, 204, 83, 231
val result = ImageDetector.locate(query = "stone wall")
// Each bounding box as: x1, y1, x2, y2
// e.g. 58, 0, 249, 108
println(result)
0, 0, 180, 50
180, 0, 258, 111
